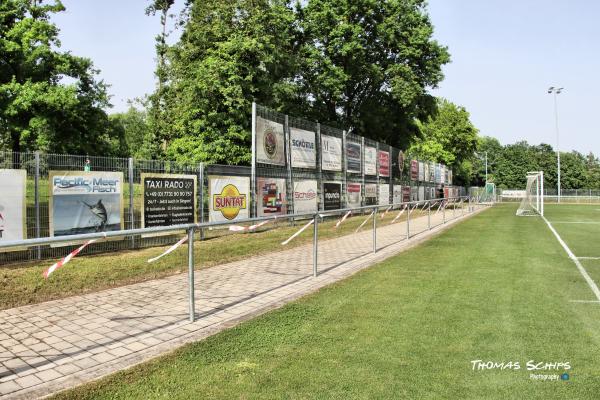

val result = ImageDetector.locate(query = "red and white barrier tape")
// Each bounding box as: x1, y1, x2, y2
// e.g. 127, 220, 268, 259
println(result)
229, 219, 271, 232
43, 239, 99, 279
281, 219, 314, 245
391, 204, 408, 224
355, 210, 375, 233
380, 205, 393, 219
434, 201, 444, 214
148, 235, 188, 263
335, 210, 352, 228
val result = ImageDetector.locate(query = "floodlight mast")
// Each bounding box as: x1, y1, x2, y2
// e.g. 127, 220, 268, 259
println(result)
547, 86, 563, 203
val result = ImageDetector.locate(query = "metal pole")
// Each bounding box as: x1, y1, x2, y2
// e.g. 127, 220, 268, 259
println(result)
199, 162, 205, 240
251, 102, 257, 217
540, 170, 544, 216
406, 203, 410, 239
485, 152, 488, 184
317, 123, 324, 211
313, 215, 318, 277
188, 228, 195, 322
552, 91, 561, 204
35, 151, 41, 259
372, 207, 377, 253
128, 157, 135, 249
342, 130, 347, 208
443, 200, 446, 223
361, 136, 366, 208
285, 114, 294, 214
427, 201, 431, 230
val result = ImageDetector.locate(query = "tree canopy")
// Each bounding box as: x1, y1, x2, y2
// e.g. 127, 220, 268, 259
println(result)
0, 0, 121, 155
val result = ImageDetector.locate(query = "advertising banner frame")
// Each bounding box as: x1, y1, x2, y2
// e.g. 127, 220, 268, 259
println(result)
0, 169, 27, 246
140, 173, 198, 229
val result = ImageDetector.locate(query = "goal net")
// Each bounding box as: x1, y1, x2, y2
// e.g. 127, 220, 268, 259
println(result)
516, 171, 544, 216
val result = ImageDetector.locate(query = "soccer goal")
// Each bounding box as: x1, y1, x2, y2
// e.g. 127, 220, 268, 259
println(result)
516, 171, 544, 216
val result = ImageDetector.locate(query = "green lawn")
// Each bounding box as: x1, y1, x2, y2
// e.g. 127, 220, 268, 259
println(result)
543, 204, 600, 258
51, 204, 600, 399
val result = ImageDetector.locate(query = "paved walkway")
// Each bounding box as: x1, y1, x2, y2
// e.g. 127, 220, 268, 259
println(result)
0, 204, 486, 399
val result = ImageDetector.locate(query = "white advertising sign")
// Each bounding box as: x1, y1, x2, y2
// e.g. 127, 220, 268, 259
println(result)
209, 176, 250, 222
0, 169, 26, 242
378, 184, 390, 206
393, 185, 403, 204
347, 183, 362, 208
256, 116, 285, 166
290, 127, 316, 169
293, 180, 318, 214
418, 162, 425, 181
321, 135, 342, 171
364, 146, 377, 175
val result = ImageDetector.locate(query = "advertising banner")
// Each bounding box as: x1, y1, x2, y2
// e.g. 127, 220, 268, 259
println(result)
418, 186, 425, 201
411, 186, 418, 202
410, 160, 418, 181
397, 150, 405, 176
435, 164, 441, 184
393, 185, 403, 204
418, 162, 424, 182
346, 142, 362, 173
347, 183, 362, 208
290, 127, 316, 169
321, 135, 342, 171
293, 180, 318, 214
378, 151, 390, 177
364, 146, 377, 175
423, 162, 430, 183
0, 169, 26, 242
49, 171, 124, 238
141, 173, 197, 228
402, 186, 411, 203
365, 183, 377, 206
323, 182, 342, 211
429, 161, 435, 182
378, 184, 390, 206
448, 169, 453, 185
256, 116, 285, 166
257, 177, 287, 217
209, 176, 250, 222
444, 167, 449, 185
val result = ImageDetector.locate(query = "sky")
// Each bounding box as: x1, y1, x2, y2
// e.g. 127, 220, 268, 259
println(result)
52, 1, 599, 155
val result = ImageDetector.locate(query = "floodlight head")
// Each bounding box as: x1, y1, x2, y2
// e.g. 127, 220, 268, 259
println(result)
548, 86, 554, 93
556, 87, 563, 94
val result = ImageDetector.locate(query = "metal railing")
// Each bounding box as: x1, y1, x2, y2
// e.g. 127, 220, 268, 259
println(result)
0, 196, 487, 322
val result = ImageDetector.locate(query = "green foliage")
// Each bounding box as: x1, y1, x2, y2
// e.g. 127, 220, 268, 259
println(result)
108, 106, 151, 159
0, 0, 120, 155
295, 0, 450, 149
409, 98, 479, 185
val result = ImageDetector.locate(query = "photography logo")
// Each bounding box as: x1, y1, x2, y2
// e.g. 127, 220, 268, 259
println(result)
263, 126, 279, 160
213, 184, 247, 220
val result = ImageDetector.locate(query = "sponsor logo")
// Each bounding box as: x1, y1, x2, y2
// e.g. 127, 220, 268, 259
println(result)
53, 177, 119, 193
294, 189, 317, 200
263, 127, 279, 159
346, 145, 360, 158
398, 151, 405, 173
291, 139, 314, 149
213, 184, 247, 220
325, 192, 340, 200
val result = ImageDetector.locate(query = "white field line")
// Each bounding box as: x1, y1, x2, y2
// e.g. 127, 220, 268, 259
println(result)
542, 216, 600, 302
577, 257, 600, 260
569, 300, 600, 303
551, 220, 600, 223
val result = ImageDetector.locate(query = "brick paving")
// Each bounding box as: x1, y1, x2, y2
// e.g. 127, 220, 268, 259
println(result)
0, 204, 485, 399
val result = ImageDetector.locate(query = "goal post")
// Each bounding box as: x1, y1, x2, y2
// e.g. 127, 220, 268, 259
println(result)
516, 171, 544, 216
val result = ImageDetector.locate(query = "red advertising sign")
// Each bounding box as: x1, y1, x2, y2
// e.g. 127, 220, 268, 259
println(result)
378, 151, 390, 177
410, 160, 418, 181
402, 186, 411, 203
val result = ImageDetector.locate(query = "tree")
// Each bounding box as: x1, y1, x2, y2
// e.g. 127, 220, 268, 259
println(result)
472, 136, 503, 185
296, 0, 450, 148
161, 0, 297, 164
0, 0, 118, 155
409, 98, 478, 184
108, 106, 150, 159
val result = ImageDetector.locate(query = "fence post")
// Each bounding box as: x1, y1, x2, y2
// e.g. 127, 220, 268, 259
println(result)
361, 136, 366, 208
188, 228, 195, 322
453, 198, 456, 219
443, 199, 446, 223
285, 114, 294, 214
128, 157, 135, 249
342, 130, 347, 208
313, 214, 318, 277
427, 201, 431, 230
34, 151, 41, 259
373, 207, 377, 253
317, 123, 324, 211
251, 102, 257, 218
199, 162, 205, 240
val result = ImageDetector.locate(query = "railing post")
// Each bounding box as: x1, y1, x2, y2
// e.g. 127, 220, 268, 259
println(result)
427, 201, 431, 230
443, 200, 446, 223
34, 151, 41, 259
128, 157, 135, 249
313, 214, 318, 277
199, 162, 205, 240
372, 207, 377, 253
406, 203, 410, 239
453, 198, 456, 219
188, 228, 195, 322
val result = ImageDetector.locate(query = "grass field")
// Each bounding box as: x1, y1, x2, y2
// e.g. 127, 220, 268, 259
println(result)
50, 203, 600, 399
